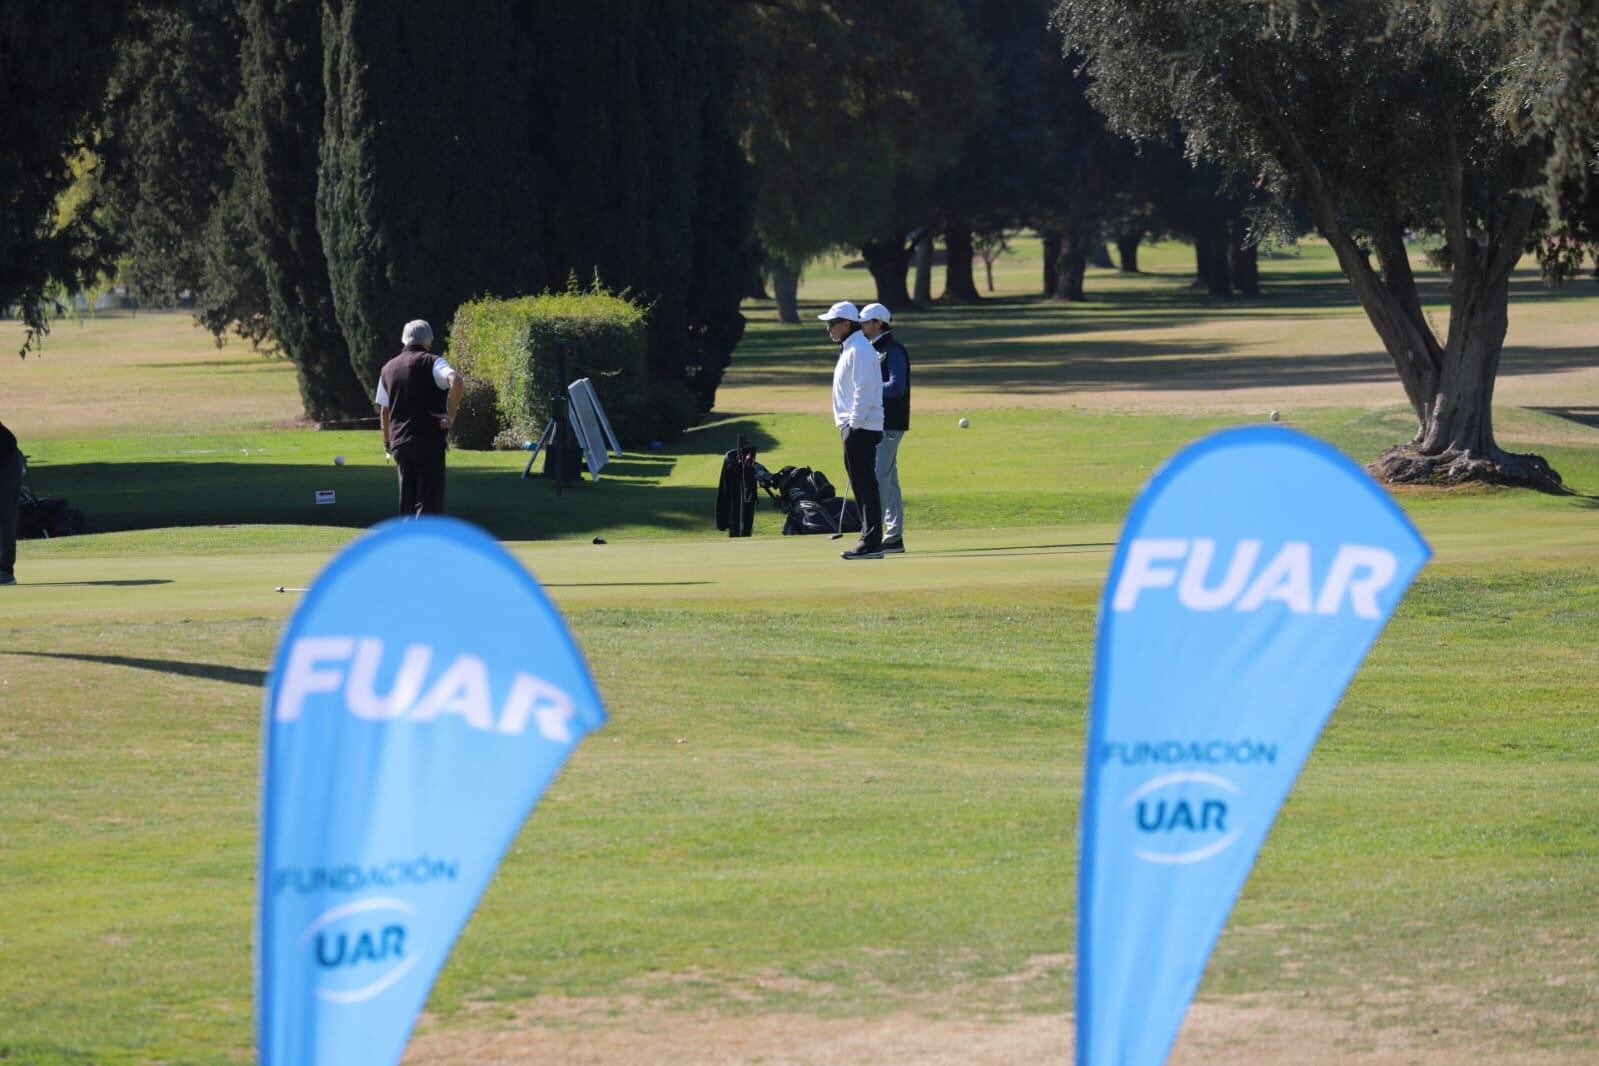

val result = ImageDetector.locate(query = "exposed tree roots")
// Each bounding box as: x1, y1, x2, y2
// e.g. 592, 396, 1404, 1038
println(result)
1368, 442, 1564, 492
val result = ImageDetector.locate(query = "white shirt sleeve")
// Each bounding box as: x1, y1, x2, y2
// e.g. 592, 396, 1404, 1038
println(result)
374, 379, 389, 408
849, 338, 873, 428
432, 358, 457, 390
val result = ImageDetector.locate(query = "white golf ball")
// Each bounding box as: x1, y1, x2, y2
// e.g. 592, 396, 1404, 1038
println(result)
958, 417, 970, 429
333, 455, 345, 466
1269, 410, 1280, 423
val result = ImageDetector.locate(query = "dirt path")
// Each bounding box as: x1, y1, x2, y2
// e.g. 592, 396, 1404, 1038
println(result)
406, 996, 1585, 1065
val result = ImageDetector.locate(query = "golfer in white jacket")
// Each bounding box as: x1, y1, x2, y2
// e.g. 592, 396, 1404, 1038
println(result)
820, 300, 885, 560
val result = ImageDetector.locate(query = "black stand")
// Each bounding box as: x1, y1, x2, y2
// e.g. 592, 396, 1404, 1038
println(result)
519, 339, 579, 494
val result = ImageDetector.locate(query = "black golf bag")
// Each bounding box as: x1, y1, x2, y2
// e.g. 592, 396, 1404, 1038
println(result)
17, 488, 90, 539
716, 438, 758, 537
756, 464, 860, 535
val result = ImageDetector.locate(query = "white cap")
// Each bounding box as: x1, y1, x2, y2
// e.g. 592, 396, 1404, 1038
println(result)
816, 301, 861, 322
860, 303, 891, 324
401, 319, 434, 346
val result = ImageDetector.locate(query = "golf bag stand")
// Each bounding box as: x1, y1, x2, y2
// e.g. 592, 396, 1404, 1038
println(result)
519, 338, 581, 494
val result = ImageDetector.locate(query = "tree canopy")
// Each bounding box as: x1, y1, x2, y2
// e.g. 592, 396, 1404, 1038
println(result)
0, 1, 134, 353
1056, 0, 1598, 486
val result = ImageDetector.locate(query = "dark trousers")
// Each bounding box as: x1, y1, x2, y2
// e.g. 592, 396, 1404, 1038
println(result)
843, 427, 884, 551
393, 443, 446, 517
0, 451, 20, 575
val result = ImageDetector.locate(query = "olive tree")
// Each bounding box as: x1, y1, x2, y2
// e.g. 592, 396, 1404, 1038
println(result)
1056, 0, 1598, 487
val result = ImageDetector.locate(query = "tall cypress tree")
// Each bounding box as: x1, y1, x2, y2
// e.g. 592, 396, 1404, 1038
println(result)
683, 15, 753, 412
521, 1, 740, 421
236, 0, 371, 421
319, 0, 541, 389
98, 0, 273, 344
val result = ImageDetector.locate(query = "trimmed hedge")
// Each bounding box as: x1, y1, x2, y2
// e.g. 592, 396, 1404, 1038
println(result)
447, 373, 502, 450
449, 289, 649, 446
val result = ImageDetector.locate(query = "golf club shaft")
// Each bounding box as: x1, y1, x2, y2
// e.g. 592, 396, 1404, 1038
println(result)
831, 464, 851, 540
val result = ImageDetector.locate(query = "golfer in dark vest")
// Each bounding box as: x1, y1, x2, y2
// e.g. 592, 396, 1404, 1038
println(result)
0, 420, 23, 585
376, 320, 462, 517
860, 302, 909, 553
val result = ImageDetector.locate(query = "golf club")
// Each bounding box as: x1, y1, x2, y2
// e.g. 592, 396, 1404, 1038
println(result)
274, 586, 309, 593
829, 477, 851, 541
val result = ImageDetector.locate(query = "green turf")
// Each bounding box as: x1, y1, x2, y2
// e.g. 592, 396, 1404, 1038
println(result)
2, 237, 1597, 1063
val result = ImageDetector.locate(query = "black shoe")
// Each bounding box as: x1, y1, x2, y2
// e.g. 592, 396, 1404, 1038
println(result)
881, 539, 905, 554
841, 546, 884, 560
0, 574, 15, 586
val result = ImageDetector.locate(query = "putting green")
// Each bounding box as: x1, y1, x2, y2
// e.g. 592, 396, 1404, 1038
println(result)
4, 506, 1593, 631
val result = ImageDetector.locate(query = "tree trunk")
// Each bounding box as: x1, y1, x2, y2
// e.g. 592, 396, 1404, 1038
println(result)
912, 232, 934, 304
1229, 239, 1257, 296
1053, 232, 1087, 301
1117, 233, 1140, 273
984, 255, 996, 292
860, 237, 913, 311
1305, 180, 1555, 487
1192, 233, 1211, 288
1228, 215, 1258, 296
745, 259, 769, 301
770, 260, 799, 324
1089, 243, 1114, 269
1369, 266, 1558, 488
1205, 223, 1232, 297
1041, 230, 1061, 295
942, 221, 982, 302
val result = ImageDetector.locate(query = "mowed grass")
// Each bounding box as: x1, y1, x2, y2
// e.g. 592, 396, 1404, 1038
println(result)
1, 237, 1597, 1063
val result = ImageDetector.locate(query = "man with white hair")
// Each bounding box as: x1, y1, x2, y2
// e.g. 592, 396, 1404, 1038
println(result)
819, 300, 884, 560
860, 302, 909, 553
375, 320, 462, 517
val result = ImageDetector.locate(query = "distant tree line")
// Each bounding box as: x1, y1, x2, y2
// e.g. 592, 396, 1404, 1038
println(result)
3, 0, 1596, 485
7, 0, 752, 431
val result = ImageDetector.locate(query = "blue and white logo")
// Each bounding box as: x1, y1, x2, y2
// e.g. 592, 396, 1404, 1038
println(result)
1124, 772, 1241, 865
1076, 427, 1428, 1066
303, 897, 419, 1004
258, 518, 607, 1066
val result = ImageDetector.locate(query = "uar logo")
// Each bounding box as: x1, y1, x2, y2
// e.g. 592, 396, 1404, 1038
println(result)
1122, 772, 1242, 865
300, 897, 421, 1004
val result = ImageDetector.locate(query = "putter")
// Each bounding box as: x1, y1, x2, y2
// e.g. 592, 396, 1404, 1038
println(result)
829, 479, 851, 541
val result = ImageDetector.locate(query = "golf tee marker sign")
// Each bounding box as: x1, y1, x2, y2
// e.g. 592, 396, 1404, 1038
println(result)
1077, 427, 1429, 1065
258, 517, 606, 1065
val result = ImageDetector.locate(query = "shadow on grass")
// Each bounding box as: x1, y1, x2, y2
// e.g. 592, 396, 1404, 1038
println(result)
17, 579, 171, 587
737, 331, 1599, 396
544, 580, 712, 588
3, 650, 265, 687
1531, 407, 1599, 432
927, 543, 1112, 559
24, 415, 789, 537
735, 264, 1599, 394
27, 460, 713, 538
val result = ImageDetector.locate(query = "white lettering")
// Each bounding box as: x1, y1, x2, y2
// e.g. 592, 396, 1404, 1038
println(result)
345, 639, 432, 721
496, 673, 576, 740
276, 637, 582, 737
409, 654, 495, 730
1111, 538, 1188, 611
277, 637, 355, 721
1177, 538, 1261, 611
1315, 545, 1398, 619
1234, 541, 1312, 613
1114, 538, 1400, 617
